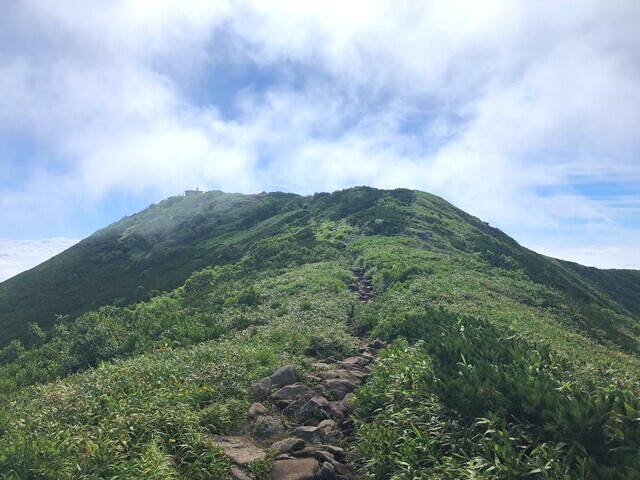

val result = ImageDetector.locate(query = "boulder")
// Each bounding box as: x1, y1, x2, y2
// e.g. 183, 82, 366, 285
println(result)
248, 402, 269, 418
345, 369, 368, 381
323, 379, 357, 401
305, 374, 323, 384
317, 419, 335, 434
281, 398, 309, 418
320, 445, 346, 460
360, 351, 375, 363
253, 415, 285, 438
310, 362, 331, 370
270, 365, 298, 388
248, 377, 273, 401
317, 420, 341, 443
271, 437, 305, 455
270, 457, 319, 480
340, 392, 356, 414
316, 461, 336, 480
327, 401, 347, 420
338, 356, 369, 370
293, 425, 323, 444
275, 454, 294, 461
315, 371, 340, 381
212, 436, 266, 466
292, 446, 320, 458
298, 396, 330, 421
271, 383, 315, 403
333, 369, 362, 383
322, 430, 344, 444
314, 450, 337, 466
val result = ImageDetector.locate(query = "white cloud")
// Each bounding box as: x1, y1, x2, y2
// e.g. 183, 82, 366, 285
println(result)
529, 242, 640, 270
0, 1, 638, 269
0, 238, 79, 282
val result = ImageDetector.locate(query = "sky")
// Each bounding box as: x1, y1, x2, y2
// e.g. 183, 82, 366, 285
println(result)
0, 0, 639, 281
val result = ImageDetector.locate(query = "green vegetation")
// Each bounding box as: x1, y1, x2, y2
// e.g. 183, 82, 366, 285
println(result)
0, 191, 309, 346
355, 310, 640, 479
0, 262, 358, 478
0, 186, 639, 478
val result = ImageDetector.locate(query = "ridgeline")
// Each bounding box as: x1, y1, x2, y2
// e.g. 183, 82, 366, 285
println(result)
1, 187, 639, 478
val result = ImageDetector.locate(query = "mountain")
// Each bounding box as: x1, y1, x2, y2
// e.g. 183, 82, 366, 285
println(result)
2, 188, 638, 350
1, 187, 639, 479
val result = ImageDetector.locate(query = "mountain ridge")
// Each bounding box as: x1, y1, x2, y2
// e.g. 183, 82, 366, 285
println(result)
1, 187, 638, 350
1, 186, 639, 478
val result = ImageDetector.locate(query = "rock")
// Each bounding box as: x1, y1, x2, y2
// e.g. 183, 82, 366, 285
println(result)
340, 392, 356, 414
345, 369, 368, 381
271, 383, 316, 403
275, 453, 294, 460
339, 418, 355, 437
293, 425, 323, 444
311, 362, 331, 370
316, 461, 336, 480
315, 370, 340, 381
323, 430, 344, 444
248, 377, 273, 401
248, 402, 269, 418
270, 457, 319, 480
314, 450, 337, 465
305, 374, 322, 384
332, 461, 351, 476
327, 401, 347, 420
270, 365, 298, 388
291, 446, 320, 458
231, 466, 254, 480
360, 351, 375, 363
253, 415, 285, 438
338, 356, 369, 370
271, 437, 305, 455
334, 369, 362, 383
323, 379, 357, 401
320, 445, 346, 460
212, 436, 266, 466
298, 395, 330, 421
370, 338, 384, 349
317, 451, 350, 476
317, 419, 335, 433
281, 398, 308, 418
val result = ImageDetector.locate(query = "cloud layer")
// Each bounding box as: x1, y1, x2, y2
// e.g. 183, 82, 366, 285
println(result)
0, 1, 639, 270
0, 238, 79, 282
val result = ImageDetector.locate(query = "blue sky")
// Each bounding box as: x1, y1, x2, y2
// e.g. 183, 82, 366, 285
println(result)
1, 0, 639, 281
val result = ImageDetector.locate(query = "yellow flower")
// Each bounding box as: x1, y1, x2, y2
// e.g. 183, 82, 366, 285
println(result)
170, 438, 176, 443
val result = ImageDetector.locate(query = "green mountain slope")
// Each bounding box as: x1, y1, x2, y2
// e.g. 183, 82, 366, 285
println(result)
1, 187, 639, 479
1, 187, 638, 350
0, 191, 307, 345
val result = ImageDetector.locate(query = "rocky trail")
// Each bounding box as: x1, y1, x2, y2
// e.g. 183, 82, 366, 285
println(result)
213, 273, 381, 480
348, 271, 374, 304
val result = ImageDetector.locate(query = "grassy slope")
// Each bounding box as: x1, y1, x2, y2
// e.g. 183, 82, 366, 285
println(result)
1, 187, 638, 350
0, 191, 308, 346
0, 261, 359, 478
1, 187, 639, 478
